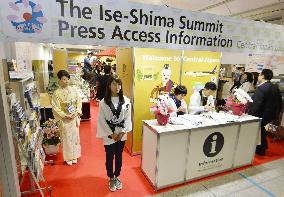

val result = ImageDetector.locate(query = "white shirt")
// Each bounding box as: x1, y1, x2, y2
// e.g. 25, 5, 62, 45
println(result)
168, 98, 188, 117
96, 96, 132, 145
257, 80, 268, 87
222, 81, 234, 100
239, 81, 254, 93
188, 91, 214, 115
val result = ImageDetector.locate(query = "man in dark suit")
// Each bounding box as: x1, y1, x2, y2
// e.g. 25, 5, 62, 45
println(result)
248, 69, 282, 156
96, 65, 112, 101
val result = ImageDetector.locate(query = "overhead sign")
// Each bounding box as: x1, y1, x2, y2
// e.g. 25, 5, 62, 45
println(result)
0, 0, 284, 55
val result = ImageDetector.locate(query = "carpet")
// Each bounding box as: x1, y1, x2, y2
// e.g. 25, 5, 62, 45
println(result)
22, 101, 284, 196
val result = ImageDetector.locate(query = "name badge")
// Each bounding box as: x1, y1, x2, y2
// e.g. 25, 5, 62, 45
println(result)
67, 104, 75, 114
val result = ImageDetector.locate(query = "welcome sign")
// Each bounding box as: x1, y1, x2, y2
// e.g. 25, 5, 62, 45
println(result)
0, 0, 284, 55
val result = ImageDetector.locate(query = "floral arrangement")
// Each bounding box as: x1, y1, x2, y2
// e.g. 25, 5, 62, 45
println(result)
232, 88, 253, 104
226, 88, 253, 116
42, 119, 61, 146
150, 94, 173, 116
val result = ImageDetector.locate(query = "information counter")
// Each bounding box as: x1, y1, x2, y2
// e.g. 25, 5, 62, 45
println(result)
141, 113, 260, 190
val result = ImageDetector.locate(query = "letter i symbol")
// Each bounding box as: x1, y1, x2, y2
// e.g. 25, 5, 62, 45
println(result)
209, 135, 218, 154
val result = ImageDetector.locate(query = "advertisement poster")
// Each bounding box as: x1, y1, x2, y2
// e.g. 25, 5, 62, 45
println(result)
116, 48, 134, 151
7, 42, 33, 79
247, 54, 284, 76
133, 48, 182, 153
246, 54, 266, 73
116, 48, 134, 100
181, 50, 221, 104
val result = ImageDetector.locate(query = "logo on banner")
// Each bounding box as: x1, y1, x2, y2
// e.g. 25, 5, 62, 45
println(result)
6, 0, 47, 33
203, 132, 224, 157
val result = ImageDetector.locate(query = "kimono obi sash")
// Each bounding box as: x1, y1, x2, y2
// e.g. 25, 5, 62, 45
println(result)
60, 100, 77, 114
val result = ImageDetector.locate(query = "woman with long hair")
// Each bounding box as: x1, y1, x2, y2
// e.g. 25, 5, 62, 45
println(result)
239, 72, 254, 92
96, 74, 132, 192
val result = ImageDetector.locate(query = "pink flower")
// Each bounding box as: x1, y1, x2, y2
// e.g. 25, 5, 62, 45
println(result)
150, 94, 173, 116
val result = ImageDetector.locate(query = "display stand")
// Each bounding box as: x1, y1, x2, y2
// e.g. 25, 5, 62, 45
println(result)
6, 78, 53, 196
16, 137, 52, 197
0, 183, 3, 197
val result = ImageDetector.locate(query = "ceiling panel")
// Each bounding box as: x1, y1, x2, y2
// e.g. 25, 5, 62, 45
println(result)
128, 0, 283, 16
204, 4, 231, 15
226, 0, 280, 15
128, 0, 226, 10
128, 0, 283, 25
163, 0, 226, 11
128, 0, 164, 5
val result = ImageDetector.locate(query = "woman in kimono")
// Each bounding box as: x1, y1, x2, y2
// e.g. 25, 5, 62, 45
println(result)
51, 70, 82, 166
169, 85, 188, 116
96, 74, 132, 192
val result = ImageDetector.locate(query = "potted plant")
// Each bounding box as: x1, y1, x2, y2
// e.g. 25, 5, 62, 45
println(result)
150, 94, 173, 125
226, 88, 253, 116
42, 119, 61, 156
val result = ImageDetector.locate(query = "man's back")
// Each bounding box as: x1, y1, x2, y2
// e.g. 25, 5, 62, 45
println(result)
249, 81, 282, 122
96, 74, 111, 100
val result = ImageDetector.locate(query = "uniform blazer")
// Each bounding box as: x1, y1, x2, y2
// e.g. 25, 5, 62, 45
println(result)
248, 81, 282, 124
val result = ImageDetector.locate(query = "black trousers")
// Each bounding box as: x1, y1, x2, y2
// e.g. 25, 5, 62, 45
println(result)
256, 118, 271, 155
259, 120, 269, 149
104, 140, 125, 178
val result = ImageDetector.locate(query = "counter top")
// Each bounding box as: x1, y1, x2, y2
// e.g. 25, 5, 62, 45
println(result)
143, 119, 188, 134
143, 112, 260, 134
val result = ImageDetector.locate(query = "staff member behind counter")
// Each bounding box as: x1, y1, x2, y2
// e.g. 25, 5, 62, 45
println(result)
169, 85, 188, 117
188, 82, 217, 115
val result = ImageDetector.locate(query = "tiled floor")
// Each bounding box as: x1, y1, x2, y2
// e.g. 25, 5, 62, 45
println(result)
153, 158, 284, 197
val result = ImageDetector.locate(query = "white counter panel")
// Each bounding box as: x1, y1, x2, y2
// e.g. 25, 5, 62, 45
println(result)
186, 125, 239, 180
142, 125, 158, 186
157, 131, 188, 188
233, 121, 260, 167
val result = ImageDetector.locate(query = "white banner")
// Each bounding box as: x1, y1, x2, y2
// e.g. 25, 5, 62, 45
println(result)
0, 0, 284, 55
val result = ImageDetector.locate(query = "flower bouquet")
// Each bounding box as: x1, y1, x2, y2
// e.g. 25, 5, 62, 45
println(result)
150, 94, 173, 125
226, 88, 253, 116
42, 119, 61, 155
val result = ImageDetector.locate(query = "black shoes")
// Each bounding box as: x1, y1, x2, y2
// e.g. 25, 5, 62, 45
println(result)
255, 145, 266, 156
